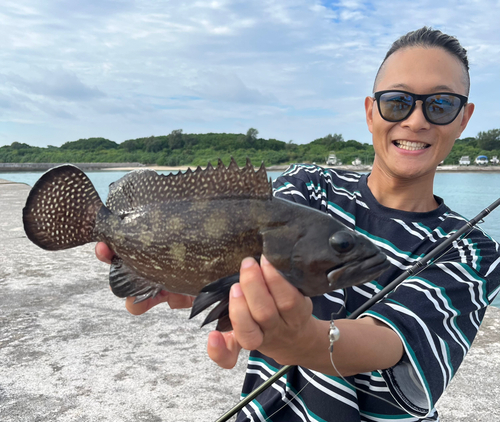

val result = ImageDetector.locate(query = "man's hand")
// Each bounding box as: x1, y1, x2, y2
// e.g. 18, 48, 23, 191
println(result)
207, 255, 319, 369
207, 255, 404, 376
95, 242, 194, 314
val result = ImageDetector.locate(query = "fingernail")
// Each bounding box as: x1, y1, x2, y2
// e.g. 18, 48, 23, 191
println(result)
209, 333, 220, 348
231, 283, 243, 298
241, 257, 256, 269
260, 255, 269, 266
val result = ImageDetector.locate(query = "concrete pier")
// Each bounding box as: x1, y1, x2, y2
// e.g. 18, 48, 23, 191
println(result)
0, 179, 499, 421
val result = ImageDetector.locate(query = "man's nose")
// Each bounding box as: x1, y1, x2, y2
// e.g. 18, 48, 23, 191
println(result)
401, 101, 431, 131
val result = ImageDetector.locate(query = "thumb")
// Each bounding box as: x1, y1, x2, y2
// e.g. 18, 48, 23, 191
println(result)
207, 331, 242, 369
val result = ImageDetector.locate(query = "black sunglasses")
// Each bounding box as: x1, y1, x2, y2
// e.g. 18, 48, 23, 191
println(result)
373, 90, 468, 126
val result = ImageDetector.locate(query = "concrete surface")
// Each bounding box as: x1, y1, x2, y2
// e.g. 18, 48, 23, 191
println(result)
1, 178, 500, 421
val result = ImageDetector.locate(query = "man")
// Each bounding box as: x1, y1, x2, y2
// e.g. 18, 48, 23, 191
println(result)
96, 27, 500, 421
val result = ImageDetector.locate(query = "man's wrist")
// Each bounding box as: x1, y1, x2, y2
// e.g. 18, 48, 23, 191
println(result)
291, 317, 331, 369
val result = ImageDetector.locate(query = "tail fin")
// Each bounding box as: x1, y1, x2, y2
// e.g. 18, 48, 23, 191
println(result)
23, 165, 104, 250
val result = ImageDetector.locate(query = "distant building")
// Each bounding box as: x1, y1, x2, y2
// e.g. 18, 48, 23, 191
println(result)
491, 156, 499, 165
326, 153, 342, 166
459, 156, 470, 165
475, 155, 488, 165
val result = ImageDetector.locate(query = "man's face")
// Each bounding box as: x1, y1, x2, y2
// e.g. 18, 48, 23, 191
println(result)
365, 47, 474, 181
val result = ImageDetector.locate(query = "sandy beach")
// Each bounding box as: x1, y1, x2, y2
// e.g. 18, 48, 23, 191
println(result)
1, 179, 500, 421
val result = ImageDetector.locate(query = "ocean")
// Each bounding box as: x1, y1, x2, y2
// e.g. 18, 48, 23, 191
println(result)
3, 168, 500, 307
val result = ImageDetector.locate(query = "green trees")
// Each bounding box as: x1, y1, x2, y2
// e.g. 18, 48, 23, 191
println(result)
2, 128, 500, 167
245, 128, 259, 145
443, 130, 500, 165
60, 137, 119, 151
477, 129, 500, 151
168, 129, 184, 150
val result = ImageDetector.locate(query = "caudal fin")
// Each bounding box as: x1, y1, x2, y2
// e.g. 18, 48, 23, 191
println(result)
23, 165, 104, 250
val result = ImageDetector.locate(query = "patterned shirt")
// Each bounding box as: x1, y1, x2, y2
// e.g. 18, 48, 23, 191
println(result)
236, 164, 500, 422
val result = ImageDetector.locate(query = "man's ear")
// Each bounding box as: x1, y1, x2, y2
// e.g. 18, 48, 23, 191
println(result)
365, 96, 375, 134
457, 102, 475, 137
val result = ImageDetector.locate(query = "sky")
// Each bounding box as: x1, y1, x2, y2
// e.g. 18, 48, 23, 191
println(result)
1, 0, 500, 148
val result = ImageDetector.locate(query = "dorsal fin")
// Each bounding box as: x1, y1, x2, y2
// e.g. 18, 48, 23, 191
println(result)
106, 157, 271, 214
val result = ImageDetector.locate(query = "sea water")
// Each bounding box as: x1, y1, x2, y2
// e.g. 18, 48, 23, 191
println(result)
2, 169, 500, 306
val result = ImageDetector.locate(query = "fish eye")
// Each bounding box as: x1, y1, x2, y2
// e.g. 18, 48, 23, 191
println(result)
329, 231, 356, 253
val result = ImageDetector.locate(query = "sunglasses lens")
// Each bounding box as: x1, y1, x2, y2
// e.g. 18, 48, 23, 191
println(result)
425, 94, 462, 124
378, 92, 414, 121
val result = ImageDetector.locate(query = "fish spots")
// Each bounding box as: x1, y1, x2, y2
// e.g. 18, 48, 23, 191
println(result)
138, 230, 155, 248
203, 211, 227, 239
170, 243, 187, 263
166, 216, 185, 233
23, 165, 103, 250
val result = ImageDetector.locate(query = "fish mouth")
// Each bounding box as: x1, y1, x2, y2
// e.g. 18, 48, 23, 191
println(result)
326, 252, 390, 289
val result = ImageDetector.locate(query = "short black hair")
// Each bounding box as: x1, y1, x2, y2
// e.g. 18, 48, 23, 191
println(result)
373, 27, 470, 95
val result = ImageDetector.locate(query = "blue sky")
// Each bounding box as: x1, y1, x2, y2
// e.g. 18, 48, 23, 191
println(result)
1, 0, 499, 147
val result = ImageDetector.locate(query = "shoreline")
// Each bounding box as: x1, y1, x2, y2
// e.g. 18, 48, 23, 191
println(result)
2, 163, 500, 173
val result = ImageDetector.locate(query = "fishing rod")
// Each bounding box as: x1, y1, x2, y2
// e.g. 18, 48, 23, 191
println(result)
214, 196, 500, 422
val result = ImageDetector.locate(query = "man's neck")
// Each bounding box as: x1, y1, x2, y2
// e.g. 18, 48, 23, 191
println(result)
367, 164, 439, 213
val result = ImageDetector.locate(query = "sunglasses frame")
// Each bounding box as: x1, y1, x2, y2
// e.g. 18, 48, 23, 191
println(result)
373, 90, 468, 126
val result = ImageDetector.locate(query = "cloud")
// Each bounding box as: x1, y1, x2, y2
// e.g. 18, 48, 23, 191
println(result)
188, 71, 277, 104
5, 69, 105, 102
0, 0, 499, 147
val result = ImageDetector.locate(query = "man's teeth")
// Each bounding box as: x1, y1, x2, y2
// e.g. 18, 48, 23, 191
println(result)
394, 140, 429, 151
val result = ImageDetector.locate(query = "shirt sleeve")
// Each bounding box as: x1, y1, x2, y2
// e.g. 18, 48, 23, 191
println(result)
272, 164, 333, 211
361, 233, 500, 417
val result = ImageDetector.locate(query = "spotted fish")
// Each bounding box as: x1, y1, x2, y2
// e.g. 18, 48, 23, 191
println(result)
23, 159, 389, 330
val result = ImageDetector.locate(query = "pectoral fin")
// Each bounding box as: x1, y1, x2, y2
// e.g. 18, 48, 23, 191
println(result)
109, 257, 165, 303
189, 273, 240, 331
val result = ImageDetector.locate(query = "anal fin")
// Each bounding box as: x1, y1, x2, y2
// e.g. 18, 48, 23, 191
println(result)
215, 314, 233, 332
110, 257, 165, 304
189, 273, 240, 332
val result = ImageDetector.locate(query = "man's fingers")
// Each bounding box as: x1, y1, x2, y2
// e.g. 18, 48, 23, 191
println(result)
207, 331, 242, 369
125, 291, 171, 315
229, 282, 265, 350
229, 257, 285, 350
125, 291, 194, 315
238, 257, 280, 331
260, 255, 312, 323
95, 242, 114, 264
167, 293, 195, 309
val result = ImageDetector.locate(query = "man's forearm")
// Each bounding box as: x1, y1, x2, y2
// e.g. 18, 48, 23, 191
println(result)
291, 317, 404, 377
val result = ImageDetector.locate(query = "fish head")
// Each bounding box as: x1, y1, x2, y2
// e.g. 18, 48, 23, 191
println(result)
288, 220, 390, 297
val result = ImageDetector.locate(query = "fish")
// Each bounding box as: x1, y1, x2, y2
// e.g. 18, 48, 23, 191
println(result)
22, 159, 390, 331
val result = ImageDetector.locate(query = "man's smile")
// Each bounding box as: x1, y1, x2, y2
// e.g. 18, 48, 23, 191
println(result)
392, 140, 431, 151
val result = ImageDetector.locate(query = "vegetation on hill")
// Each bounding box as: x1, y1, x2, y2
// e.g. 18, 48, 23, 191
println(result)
1, 128, 499, 167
